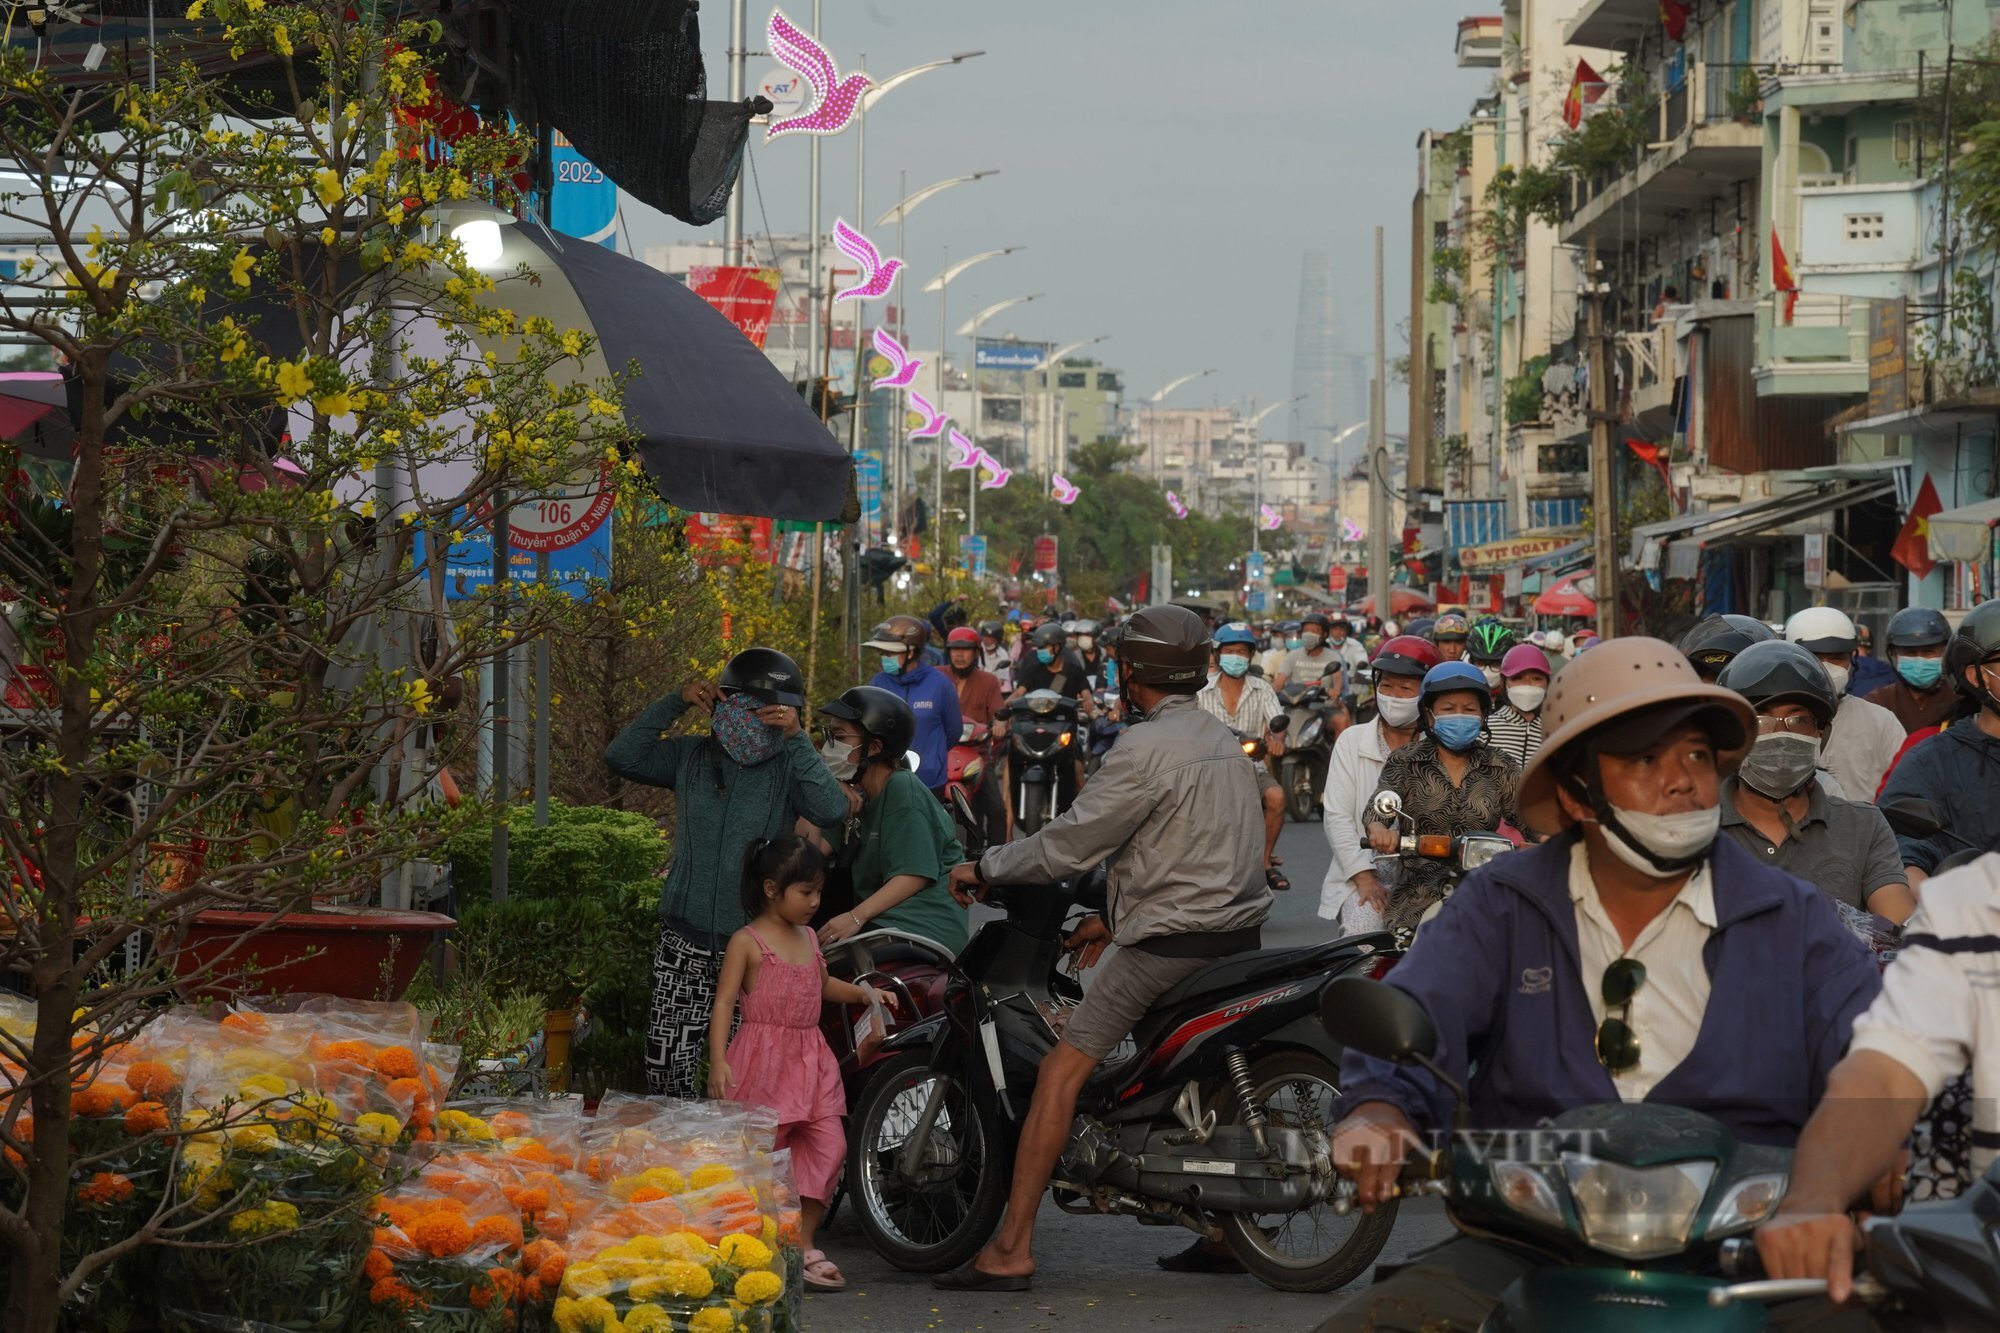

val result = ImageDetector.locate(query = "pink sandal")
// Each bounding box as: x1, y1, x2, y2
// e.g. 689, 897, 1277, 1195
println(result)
803, 1248, 846, 1292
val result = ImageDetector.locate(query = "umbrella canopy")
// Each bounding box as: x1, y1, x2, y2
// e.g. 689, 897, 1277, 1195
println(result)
1534, 577, 1597, 617
517, 226, 854, 522
1347, 587, 1436, 617
0, 373, 68, 440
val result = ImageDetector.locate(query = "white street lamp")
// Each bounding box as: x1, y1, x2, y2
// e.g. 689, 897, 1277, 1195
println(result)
1039, 335, 1109, 475
875, 171, 999, 229
960, 294, 1042, 538
1145, 368, 1217, 482
924, 246, 1023, 530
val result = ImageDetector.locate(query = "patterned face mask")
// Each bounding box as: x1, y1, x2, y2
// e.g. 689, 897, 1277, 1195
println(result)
712, 693, 783, 767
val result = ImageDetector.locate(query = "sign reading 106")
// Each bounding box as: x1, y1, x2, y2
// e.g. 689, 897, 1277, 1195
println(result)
507, 459, 616, 554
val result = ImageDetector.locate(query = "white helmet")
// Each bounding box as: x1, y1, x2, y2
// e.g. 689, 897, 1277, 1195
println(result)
1784, 605, 1858, 656
1382, 619, 1400, 636
1540, 630, 1570, 656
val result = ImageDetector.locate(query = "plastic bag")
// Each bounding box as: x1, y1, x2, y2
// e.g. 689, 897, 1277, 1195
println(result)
850, 990, 887, 1065
350, 1170, 523, 1332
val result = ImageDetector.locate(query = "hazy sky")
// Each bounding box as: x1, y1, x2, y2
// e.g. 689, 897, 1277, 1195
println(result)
623, 0, 1485, 436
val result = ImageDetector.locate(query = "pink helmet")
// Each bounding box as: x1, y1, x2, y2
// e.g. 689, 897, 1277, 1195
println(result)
1500, 643, 1551, 679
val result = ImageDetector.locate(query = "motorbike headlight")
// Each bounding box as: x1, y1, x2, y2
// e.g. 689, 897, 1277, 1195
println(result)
1058, 731, 1073, 748
1561, 1154, 1716, 1260
1706, 1172, 1788, 1237
1460, 835, 1514, 871
1296, 717, 1324, 747
1488, 1160, 1565, 1230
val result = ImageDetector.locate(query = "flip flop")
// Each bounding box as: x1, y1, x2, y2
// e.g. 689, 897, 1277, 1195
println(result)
1266, 866, 1292, 893
931, 1264, 1032, 1292
802, 1249, 846, 1292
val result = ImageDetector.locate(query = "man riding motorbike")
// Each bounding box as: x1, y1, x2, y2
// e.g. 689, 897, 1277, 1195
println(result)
1879, 597, 2000, 890
1784, 606, 1905, 802
1319, 636, 1882, 1333
1197, 621, 1291, 893
866, 615, 962, 796
1864, 606, 1958, 734
1276, 611, 1344, 692
935, 603, 1270, 1293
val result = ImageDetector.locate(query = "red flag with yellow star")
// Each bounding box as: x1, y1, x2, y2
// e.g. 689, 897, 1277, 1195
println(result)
1562, 59, 1605, 130
1661, 0, 1691, 40
1892, 475, 1944, 578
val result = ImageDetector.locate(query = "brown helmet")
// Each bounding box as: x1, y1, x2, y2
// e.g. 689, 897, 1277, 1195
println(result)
1118, 604, 1212, 688
1517, 636, 1756, 837
864, 614, 928, 657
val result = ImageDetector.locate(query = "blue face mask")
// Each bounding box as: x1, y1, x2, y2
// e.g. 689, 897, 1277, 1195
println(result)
880, 653, 904, 676
1898, 656, 1944, 690
1285, 637, 1304, 651
1431, 714, 1483, 753
1219, 654, 1251, 678
1036, 648, 1056, 665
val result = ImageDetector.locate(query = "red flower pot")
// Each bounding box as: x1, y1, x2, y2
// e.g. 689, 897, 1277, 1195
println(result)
171, 907, 455, 1001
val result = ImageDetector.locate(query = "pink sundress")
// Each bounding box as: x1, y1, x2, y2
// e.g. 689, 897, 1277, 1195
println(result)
724, 926, 845, 1124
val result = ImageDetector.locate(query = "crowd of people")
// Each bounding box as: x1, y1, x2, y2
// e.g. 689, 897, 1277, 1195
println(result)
601, 588, 2000, 1317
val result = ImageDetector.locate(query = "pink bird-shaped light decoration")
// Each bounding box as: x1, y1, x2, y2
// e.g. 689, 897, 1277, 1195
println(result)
1051, 474, 1080, 505
1341, 517, 1365, 543
765, 9, 872, 139
947, 429, 980, 470
1259, 505, 1284, 532
974, 449, 1011, 490
1166, 491, 1189, 520
906, 391, 947, 438
871, 328, 923, 388
832, 220, 903, 303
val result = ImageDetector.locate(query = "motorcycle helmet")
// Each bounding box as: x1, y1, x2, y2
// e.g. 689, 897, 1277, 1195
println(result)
1500, 643, 1551, 679
1031, 622, 1067, 651
1783, 606, 1859, 656
1118, 604, 1212, 689
1420, 660, 1493, 714
1433, 612, 1470, 643
865, 614, 929, 659
1675, 613, 1776, 680
1372, 634, 1444, 680
1277, 619, 1304, 636
1944, 597, 2000, 702
1468, 618, 1514, 664
1301, 611, 1332, 634
717, 647, 807, 708
816, 685, 916, 766
945, 626, 982, 649
1213, 621, 1259, 648
1885, 606, 1951, 653
1403, 616, 1437, 642
1716, 640, 1840, 731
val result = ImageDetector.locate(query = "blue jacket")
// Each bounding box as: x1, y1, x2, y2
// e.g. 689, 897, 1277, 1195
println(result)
869, 662, 962, 789
1338, 833, 1880, 1149
1850, 653, 1896, 699
1880, 723, 2000, 872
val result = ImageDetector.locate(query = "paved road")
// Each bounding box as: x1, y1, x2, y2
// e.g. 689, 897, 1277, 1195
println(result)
803, 815, 1457, 1332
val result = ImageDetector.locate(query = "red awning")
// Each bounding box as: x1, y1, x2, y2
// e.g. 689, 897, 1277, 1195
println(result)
1347, 587, 1438, 617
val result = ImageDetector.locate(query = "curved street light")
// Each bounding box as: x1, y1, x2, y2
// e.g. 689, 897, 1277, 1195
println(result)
860, 51, 986, 114
956, 293, 1043, 339
1144, 368, 1217, 482
924, 246, 1024, 294
874, 171, 999, 228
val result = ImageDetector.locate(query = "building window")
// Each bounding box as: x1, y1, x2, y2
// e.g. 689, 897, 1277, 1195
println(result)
1057, 371, 1087, 389
1893, 120, 1914, 166
1843, 212, 1885, 242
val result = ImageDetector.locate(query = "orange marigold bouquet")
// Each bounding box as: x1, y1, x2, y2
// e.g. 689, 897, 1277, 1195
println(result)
351, 1172, 524, 1333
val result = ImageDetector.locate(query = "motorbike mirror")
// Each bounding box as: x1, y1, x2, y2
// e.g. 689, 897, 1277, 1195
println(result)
1269, 715, 1290, 733
1319, 976, 1440, 1068
904, 751, 923, 775
1879, 797, 1944, 839
950, 788, 985, 857
1370, 790, 1404, 823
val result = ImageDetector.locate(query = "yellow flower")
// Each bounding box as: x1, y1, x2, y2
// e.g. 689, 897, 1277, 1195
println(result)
354, 1112, 401, 1143
553, 1295, 621, 1333
273, 360, 312, 403
320, 227, 336, 247
312, 389, 355, 418
716, 1234, 772, 1270
227, 1199, 301, 1237
312, 169, 343, 210
561, 1262, 612, 1300
238, 1074, 288, 1101
622, 1305, 672, 1333
404, 679, 432, 715
184, 0, 205, 15
434, 1108, 494, 1141
657, 1261, 714, 1299
560, 330, 585, 357
689, 1310, 734, 1333
689, 1164, 735, 1191
227, 1123, 279, 1154
228, 247, 254, 288
662, 1232, 714, 1263
270, 23, 291, 56
734, 1269, 783, 1305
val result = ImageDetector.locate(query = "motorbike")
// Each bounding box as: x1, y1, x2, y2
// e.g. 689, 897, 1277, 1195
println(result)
1362, 789, 1517, 936
844, 843, 1405, 1291
1276, 680, 1340, 821
945, 721, 996, 848
997, 689, 1082, 835
1085, 687, 1125, 774
1322, 975, 1801, 1330
1881, 795, 1991, 874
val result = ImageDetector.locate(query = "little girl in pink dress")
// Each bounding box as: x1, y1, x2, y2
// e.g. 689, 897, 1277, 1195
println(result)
709, 835, 889, 1292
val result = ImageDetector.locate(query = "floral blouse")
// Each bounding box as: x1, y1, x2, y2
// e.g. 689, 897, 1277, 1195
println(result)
1369, 733, 1521, 927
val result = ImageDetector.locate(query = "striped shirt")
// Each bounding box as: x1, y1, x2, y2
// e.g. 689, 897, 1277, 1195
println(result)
1197, 674, 1283, 737
1486, 705, 1545, 768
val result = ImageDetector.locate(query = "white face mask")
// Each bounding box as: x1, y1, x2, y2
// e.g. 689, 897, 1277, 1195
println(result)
1823, 663, 1851, 694
819, 736, 860, 782
1596, 804, 1722, 878
1376, 693, 1421, 728
1481, 666, 1503, 690
1302, 632, 1324, 650
1079, 635, 1095, 651
1506, 684, 1546, 713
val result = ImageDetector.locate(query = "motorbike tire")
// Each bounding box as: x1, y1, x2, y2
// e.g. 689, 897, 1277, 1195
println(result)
846, 1051, 1010, 1274
1214, 1051, 1399, 1293
1017, 783, 1051, 836
1281, 758, 1317, 823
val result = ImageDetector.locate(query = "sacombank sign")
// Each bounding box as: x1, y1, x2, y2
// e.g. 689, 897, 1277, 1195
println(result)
976, 342, 1046, 371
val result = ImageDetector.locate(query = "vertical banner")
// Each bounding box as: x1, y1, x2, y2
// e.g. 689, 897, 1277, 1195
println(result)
548, 131, 618, 249
856, 452, 883, 543
959, 533, 988, 578
686, 267, 783, 348
1033, 535, 1060, 574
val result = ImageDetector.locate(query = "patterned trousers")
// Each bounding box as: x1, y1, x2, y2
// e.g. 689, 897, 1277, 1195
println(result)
646, 922, 725, 1099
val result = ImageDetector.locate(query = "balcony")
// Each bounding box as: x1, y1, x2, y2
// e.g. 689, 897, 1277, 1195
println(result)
1560, 61, 1763, 245
1456, 15, 1504, 68
1752, 295, 1872, 398
1565, 0, 1661, 49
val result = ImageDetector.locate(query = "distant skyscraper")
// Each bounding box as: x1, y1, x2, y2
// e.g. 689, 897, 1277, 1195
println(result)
1290, 251, 1342, 464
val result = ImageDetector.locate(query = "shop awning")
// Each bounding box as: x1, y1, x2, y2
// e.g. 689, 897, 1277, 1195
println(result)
1657, 480, 1895, 580
1929, 496, 2000, 563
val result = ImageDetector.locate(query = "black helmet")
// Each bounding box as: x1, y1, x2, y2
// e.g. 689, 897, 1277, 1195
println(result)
1031, 622, 1067, 649
718, 647, 806, 708
1715, 640, 1839, 730
1675, 614, 1776, 678
1468, 618, 1514, 664
1118, 604, 1211, 688
864, 614, 929, 656
1301, 611, 1332, 633
1404, 615, 1438, 641
816, 686, 915, 766
978, 619, 1003, 639
1886, 606, 1951, 652
1945, 598, 2000, 701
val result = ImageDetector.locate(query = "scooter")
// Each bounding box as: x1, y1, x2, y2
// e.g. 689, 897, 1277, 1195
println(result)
1881, 795, 1992, 874
844, 850, 1405, 1292
997, 689, 1082, 835
1085, 687, 1125, 774
1276, 680, 1339, 821
945, 721, 995, 848
1362, 789, 1517, 936
1322, 975, 1799, 1329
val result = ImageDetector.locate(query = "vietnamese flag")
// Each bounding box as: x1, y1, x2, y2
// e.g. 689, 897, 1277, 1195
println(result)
1892, 475, 1945, 578
1661, 0, 1691, 40
1562, 59, 1606, 130
1770, 225, 1799, 323
1626, 437, 1675, 497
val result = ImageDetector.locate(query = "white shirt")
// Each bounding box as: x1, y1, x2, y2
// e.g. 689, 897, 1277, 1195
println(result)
1820, 693, 1905, 803
1320, 719, 1394, 921
1847, 853, 2000, 1172
1257, 645, 1291, 679
1197, 673, 1282, 736
1281, 646, 1342, 689
1569, 844, 1716, 1102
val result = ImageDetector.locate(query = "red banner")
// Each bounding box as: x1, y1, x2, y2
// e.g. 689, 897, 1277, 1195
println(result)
1327, 565, 1349, 593
684, 512, 775, 565
1033, 535, 1059, 573
686, 266, 782, 349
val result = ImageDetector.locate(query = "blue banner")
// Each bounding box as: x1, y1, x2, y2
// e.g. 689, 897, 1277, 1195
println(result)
549, 131, 617, 249
1446, 500, 1508, 551
412, 512, 613, 601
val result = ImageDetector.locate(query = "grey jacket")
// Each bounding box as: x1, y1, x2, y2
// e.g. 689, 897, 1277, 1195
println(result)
978, 694, 1270, 947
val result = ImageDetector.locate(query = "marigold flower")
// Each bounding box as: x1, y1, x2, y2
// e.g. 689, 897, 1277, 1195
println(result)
688, 1163, 736, 1190
221, 1012, 268, 1035
473, 1213, 523, 1249
470, 1266, 518, 1310
124, 1061, 178, 1100
507, 1140, 555, 1165
507, 1185, 551, 1216
372, 1046, 421, 1081
368, 1276, 426, 1312
690, 1309, 735, 1333
627, 1185, 668, 1204
123, 1100, 170, 1137
75, 1171, 134, 1208
355, 1112, 402, 1144
70, 1085, 125, 1118
735, 1269, 784, 1305
717, 1233, 773, 1270
560, 1261, 612, 1299
316, 1040, 372, 1065
489, 1110, 531, 1138
622, 1304, 673, 1333
518, 1275, 544, 1307
362, 1248, 394, 1282
409, 1211, 474, 1258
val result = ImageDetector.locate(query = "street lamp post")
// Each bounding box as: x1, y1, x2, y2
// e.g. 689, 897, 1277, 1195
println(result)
923, 246, 1022, 541
1244, 395, 1307, 555
871, 169, 998, 541
956, 294, 1042, 537
1039, 335, 1109, 475
1146, 369, 1217, 486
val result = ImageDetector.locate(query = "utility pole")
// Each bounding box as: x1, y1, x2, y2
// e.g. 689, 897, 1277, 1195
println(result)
1369, 226, 1393, 630
804, 0, 822, 384
1587, 233, 1617, 641
724, 0, 746, 263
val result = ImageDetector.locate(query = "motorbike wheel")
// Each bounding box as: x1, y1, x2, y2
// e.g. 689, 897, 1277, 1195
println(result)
1281, 759, 1317, 823
1215, 1051, 1398, 1293
846, 1051, 1009, 1273
1017, 783, 1051, 836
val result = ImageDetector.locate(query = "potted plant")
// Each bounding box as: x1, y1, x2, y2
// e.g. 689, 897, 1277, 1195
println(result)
1727, 67, 1764, 124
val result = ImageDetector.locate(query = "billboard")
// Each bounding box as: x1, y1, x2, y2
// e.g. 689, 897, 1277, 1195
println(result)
976, 340, 1047, 371
548, 131, 617, 249
686, 267, 782, 348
